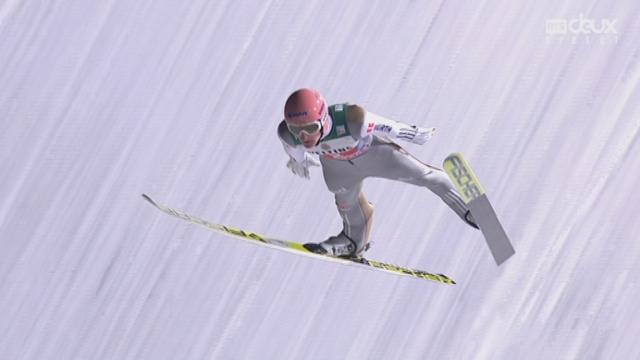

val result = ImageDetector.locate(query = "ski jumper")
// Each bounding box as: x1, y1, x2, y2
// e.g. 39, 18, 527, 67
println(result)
278, 103, 470, 253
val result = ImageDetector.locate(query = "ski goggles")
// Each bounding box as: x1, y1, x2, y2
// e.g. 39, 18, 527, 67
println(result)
287, 120, 323, 136
287, 111, 328, 136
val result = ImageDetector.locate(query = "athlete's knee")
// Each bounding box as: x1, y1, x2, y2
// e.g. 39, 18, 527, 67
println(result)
333, 187, 360, 207
420, 169, 455, 195
335, 192, 374, 224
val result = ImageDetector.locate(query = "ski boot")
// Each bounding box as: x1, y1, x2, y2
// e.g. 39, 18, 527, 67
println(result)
303, 231, 370, 258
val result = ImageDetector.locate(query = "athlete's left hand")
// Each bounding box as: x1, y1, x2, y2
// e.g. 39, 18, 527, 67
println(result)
403, 126, 435, 145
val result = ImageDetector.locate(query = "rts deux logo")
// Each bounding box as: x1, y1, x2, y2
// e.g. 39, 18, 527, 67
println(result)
546, 14, 618, 35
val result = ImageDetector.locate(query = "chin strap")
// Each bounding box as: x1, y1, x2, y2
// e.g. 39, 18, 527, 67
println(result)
315, 114, 332, 146
315, 125, 324, 147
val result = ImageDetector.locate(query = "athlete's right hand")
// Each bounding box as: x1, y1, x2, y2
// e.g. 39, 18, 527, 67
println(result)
286, 153, 320, 179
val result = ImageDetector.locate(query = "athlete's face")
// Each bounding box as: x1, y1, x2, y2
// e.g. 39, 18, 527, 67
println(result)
287, 119, 323, 148
298, 130, 322, 148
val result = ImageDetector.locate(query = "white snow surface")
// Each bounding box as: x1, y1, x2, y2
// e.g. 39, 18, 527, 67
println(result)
1, 1, 639, 359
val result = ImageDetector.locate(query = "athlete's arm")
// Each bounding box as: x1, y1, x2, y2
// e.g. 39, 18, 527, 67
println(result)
346, 104, 435, 145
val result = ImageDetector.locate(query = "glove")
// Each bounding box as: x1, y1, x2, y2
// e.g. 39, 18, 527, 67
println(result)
286, 153, 320, 179
399, 126, 436, 145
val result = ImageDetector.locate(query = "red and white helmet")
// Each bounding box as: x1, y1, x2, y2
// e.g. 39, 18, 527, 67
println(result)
284, 88, 328, 127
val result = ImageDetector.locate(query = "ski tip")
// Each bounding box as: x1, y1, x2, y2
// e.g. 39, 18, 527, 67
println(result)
444, 152, 463, 162
442, 152, 485, 202
141, 193, 157, 206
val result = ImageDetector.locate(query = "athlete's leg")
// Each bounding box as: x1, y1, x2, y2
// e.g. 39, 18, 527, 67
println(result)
316, 157, 374, 256
360, 138, 477, 228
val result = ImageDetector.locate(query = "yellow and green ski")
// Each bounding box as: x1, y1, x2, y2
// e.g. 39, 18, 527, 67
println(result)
443, 153, 515, 265
142, 194, 455, 285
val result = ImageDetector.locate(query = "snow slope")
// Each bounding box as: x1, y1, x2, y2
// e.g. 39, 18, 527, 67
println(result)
1, 0, 639, 359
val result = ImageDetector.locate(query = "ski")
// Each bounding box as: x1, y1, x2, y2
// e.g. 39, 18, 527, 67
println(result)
142, 194, 455, 285
443, 153, 515, 265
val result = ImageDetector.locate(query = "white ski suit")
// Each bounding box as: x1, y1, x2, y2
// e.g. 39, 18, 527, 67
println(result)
278, 103, 472, 255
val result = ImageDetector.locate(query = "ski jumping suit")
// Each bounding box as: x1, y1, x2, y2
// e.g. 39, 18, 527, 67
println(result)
278, 103, 471, 254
